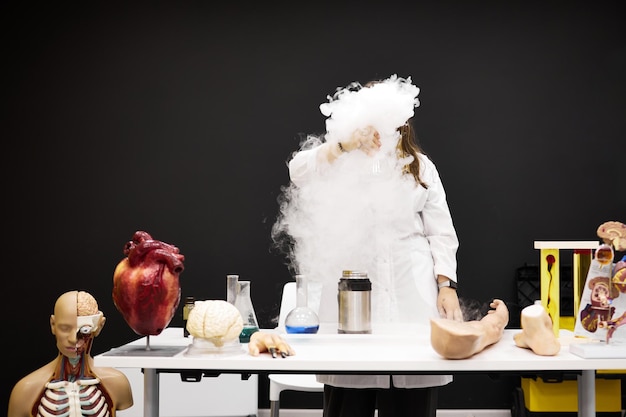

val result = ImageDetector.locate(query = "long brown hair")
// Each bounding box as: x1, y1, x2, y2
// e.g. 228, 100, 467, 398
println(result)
397, 119, 428, 189
362, 80, 427, 188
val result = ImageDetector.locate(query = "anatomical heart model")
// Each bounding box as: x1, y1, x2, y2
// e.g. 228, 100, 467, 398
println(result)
113, 231, 185, 336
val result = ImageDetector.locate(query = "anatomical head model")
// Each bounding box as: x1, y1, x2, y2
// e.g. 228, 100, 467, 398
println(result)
8, 290, 133, 417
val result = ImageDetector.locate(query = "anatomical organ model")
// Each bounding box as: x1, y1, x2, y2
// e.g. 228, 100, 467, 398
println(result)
575, 221, 626, 343
113, 231, 185, 336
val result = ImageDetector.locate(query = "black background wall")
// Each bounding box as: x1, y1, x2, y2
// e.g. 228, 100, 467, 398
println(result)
2, 1, 625, 413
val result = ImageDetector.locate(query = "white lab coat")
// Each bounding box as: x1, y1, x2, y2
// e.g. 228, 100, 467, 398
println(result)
287, 144, 459, 388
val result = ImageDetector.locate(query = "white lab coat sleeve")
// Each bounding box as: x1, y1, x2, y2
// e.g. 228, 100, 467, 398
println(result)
420, 155, 459, 283
288, 146, 325, 186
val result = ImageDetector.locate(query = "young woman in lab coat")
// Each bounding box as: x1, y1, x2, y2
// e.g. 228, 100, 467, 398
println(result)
278, 76, 463, 417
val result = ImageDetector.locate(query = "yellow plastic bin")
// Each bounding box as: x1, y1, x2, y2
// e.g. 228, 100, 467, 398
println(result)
521, 376, 621, 413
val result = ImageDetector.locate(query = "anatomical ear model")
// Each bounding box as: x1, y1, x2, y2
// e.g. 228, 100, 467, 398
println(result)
513, 302, 560, 356
430, 299, 509, 359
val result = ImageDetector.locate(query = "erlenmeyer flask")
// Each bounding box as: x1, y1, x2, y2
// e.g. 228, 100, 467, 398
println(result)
285, 275, 320, 334
233, 280, 260, 342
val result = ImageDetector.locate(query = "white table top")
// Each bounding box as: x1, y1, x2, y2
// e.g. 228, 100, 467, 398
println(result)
93, 324, 626, 374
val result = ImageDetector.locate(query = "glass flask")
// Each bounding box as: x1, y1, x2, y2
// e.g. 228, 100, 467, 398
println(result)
226, 274, 239, 304
285, 275, 320, 334
233, 280, 260, 343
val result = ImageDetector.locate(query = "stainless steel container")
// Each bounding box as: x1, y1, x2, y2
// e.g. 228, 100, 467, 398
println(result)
338, 270, 372, 334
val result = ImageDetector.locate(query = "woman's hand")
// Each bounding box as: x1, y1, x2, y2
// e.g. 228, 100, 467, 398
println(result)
341, 126, 381, 155
322, 125, 382, 163
437, 287, 463, 322
247, 331, 295, 358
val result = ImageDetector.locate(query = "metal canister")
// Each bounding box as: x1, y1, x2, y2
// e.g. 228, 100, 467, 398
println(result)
338, 270, 372, 334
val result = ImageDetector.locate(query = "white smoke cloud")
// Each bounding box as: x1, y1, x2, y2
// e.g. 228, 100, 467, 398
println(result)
322, 74, 419, 152
272, 75, 421, 321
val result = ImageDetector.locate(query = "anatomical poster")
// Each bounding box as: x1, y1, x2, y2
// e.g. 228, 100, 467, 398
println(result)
574, 246, 626, 344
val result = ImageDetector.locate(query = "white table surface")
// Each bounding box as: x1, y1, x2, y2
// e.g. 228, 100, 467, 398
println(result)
94, 325, 626, 417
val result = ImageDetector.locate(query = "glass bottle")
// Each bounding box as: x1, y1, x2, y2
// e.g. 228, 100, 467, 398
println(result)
285, 275, 320, 334
226, 274, 239, 304
233, 280, 260, 343
182, 296, 195, 337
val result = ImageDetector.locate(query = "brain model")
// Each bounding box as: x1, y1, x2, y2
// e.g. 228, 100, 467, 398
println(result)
77, 291, 99, 315
186, 300, 243, 346
597, 221, 626, 251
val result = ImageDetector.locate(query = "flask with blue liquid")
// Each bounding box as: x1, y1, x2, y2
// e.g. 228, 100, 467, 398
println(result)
285, 275, 320, 334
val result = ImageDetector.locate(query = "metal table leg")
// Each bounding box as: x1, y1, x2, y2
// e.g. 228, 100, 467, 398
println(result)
144, 368, 159, 417
578, 369, 595, 417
